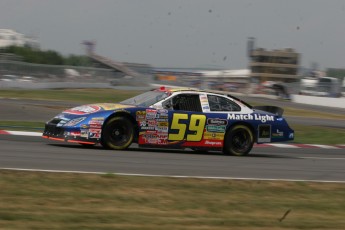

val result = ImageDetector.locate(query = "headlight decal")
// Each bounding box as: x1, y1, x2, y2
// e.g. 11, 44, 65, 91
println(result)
64, 117, 87, 127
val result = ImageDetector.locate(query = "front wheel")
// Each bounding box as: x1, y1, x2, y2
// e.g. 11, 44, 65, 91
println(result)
101, 116, 134, 150
223, 125, 254, 156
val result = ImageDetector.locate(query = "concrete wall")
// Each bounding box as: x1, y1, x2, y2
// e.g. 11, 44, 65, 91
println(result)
292, 94, 345, 109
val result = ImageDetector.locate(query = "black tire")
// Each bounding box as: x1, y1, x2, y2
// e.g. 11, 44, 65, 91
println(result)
101, 116, 134, 150
223, 125, 254, 156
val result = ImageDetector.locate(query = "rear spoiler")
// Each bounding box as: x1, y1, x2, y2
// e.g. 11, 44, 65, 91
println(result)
253, 106, 284, 116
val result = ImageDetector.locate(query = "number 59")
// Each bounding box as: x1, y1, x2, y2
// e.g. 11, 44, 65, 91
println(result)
168, 114, 206, 142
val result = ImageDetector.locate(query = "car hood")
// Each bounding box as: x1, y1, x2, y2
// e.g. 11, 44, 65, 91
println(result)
62, 103, 135, 115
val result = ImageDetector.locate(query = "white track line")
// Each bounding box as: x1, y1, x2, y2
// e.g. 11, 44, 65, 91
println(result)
307, 144, 340, 149
5, 130, 42, 136
1, 167, 344, 183
267, 143, 300, 148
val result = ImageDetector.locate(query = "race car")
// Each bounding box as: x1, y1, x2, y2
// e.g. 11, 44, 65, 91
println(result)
42, 87, 294, 156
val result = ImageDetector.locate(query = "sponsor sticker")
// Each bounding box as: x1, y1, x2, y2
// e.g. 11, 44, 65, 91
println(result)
80, 129, 89, 138
206, 125, 226, 133
64, 117, 86, 127
156, 126, 168, 132
64, 105, 101, 115
70, 131, 81, 137
207, 118, 228, 126
258, 125, 271, 143
146, 109, 157, 120
227, 113, 274, 123
203, 132, 224, 140
272, 129, 284, 138
204, 140, 222, 146
88, 117, 104, 126
136, 111, 146, 121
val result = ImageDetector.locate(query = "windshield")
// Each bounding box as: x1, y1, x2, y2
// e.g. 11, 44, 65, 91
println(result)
120, 91, 169, 107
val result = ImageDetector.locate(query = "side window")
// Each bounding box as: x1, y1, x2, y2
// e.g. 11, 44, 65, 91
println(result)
207, 95, 241, 112
170, 94, 202, 112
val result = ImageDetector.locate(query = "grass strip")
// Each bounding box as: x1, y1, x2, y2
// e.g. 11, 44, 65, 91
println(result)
0, 170, 344, 230
0, 121, 44, 131
0, 89, 143, 103
290, 124, 345, 145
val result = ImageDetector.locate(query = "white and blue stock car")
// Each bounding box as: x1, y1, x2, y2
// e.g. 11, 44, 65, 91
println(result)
43, 87, 294, 156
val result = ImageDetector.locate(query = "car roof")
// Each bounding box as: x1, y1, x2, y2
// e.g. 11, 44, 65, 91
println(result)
154, 87, 252, 108
155, 86, 225, 95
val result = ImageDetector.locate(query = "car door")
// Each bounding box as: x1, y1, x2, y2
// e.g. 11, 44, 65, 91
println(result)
166, 93, 207, 148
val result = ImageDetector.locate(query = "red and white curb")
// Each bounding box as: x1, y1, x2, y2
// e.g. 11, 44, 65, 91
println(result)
1, 130, 345, 149
0, 130, 42, 137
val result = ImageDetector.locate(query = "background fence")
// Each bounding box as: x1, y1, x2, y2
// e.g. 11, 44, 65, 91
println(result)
1, 60, 344, 98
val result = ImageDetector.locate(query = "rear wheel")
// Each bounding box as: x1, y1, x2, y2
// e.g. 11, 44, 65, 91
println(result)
223, 125, 254, 156
101, 116, 134, 150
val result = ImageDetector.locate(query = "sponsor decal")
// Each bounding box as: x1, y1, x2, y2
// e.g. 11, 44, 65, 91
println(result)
227, 113, 274, 123
64, 117, 86, 127
207, 118, 228, 126
289, 133, 294, 139
141, 132, 169, 145
146, 139, 158, 144
156, 118, 168, 122
200, 95, 207, 100
146, 109, 157, 120
89, 129, 101, 134
147, 120, 157, 126
258, 125, 271, 143
136, 111, 146, 121
139, 121, 147, 127
70, 131, 81, 137
141, 126, 155, 130
272, 129, 284, 138
203, 132, 224, 140
143, 134, 157, 139
80, 129, 89, 138
204, 140, 222, 146
157, 121, 168, 127
89, 124, 102, 129
89, 133, 101, 139
157, 134, 168, 139
88, 128, 101, 139
156, 126, 168, 132
64, 105, 101, 115
157, 139, 168, 145
88, 117, 104, 126
139, 120, 156, 127
157, 109, 168, 114
206, 125, 226, 133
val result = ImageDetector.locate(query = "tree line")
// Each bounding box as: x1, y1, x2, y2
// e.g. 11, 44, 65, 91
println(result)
1, 46, 92, 67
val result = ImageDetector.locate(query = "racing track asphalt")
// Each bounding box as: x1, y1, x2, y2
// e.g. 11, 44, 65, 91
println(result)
0, 97, 344, 182
1, 135, 345, 182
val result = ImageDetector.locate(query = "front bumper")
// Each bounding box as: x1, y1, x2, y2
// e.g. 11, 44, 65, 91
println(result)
42, 123, 98, 145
